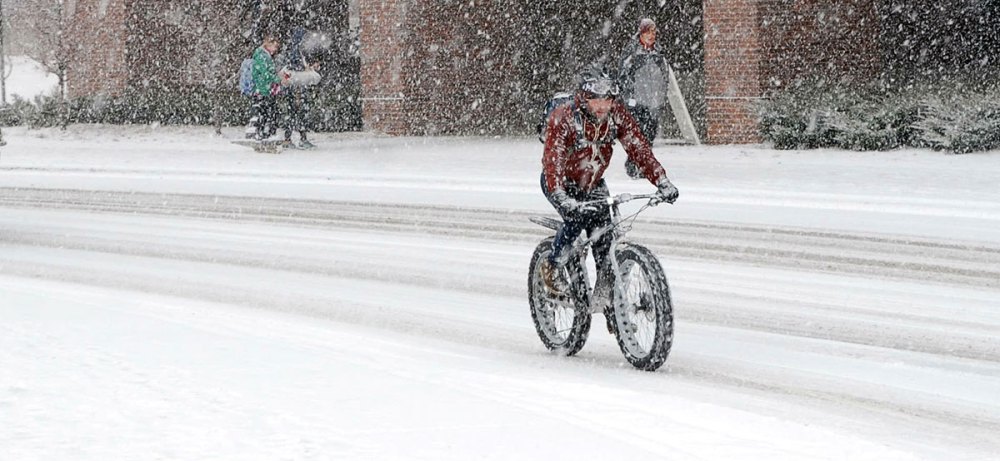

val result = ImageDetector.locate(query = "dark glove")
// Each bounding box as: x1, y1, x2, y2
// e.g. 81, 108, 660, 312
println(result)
625, 159, 643, 180
551, 190, 597, 218
654, 178, 679, 204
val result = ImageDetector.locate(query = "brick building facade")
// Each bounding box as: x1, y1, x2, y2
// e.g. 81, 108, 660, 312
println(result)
359, 0, 882, 143
702, 0, 880, 143
65, 0, 883, 144
359, 1, 534, 136
63, 0, 130, 97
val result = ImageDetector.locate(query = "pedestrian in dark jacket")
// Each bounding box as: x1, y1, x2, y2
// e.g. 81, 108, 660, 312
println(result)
276, 26, 319, 149
539, 64, 679, 310
618, 18, 672, 178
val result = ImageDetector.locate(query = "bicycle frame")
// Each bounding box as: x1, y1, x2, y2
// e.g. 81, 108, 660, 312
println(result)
572, 193, 659, 313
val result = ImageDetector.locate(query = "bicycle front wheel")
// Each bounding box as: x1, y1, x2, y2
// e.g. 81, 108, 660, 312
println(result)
527, 237, 592, 356
611, 243, 674, 371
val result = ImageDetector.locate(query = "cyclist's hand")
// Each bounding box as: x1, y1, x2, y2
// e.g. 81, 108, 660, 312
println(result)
653, 178, 679, 205
552, 191, 597, 217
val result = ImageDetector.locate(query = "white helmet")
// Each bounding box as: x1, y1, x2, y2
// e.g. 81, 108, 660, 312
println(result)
578, 64, 620, 99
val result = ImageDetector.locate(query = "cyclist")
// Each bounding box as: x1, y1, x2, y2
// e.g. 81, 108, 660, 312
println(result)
540, 64, 679, 309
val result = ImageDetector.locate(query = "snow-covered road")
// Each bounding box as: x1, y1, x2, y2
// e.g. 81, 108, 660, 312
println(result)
1, 126, 999, 460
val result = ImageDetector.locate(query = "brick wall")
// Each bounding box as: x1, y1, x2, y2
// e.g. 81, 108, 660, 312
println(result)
125, 2, 244, 91
65, 0, 129, 98
703, 0, 880, 144
758, 0, 880, 90
359, 0, 525, 135
359, 0, 411, 134
703, 0, 763, 144
67, 0, 246, 96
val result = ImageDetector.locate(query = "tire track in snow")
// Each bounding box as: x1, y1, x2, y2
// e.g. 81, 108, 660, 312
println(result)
2, 187, 999, 363
3, 187, 998, 288
4, 224, 997, 360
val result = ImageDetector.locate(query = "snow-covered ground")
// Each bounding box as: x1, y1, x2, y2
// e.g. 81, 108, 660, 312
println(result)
3, 56, 58, 101
1, 125, 998, 460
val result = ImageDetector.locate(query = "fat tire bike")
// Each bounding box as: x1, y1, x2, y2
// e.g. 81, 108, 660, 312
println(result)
527, 191, 674, 371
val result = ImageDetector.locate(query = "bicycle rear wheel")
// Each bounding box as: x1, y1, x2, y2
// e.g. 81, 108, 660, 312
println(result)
528, 237, 592, 356
611, 243, 674, 371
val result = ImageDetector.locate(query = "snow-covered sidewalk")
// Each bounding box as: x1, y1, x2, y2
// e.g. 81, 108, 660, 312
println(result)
2, 124, 998, 243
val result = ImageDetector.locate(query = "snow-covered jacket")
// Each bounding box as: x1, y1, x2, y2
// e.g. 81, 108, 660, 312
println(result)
277, 27, 307, 72
542, 98, 667, 193
618, 40, 671, 109
276, 27, 322, 87
252, 46, 280, 96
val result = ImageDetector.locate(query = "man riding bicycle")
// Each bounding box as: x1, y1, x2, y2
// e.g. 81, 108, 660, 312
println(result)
540, 64, 680, 307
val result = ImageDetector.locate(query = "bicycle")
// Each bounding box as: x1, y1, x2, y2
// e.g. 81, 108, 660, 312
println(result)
527, 191, 674, 371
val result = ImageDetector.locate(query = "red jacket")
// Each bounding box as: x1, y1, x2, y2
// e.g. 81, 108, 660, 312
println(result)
542, 99, 667, 193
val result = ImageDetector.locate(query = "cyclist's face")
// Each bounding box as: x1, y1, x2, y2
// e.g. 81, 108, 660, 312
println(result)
586, 97, 614, 120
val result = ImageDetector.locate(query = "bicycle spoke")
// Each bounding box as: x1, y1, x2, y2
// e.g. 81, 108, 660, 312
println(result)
618, 260, 657, 355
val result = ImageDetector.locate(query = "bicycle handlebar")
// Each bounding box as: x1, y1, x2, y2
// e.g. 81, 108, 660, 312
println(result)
581, 192, 660, 207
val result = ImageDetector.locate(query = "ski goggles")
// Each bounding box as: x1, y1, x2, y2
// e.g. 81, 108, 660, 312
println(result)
580, 79, 619, 99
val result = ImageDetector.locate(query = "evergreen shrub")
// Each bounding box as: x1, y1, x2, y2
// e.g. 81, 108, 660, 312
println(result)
0, 96, 37, 126
826, 89, 923, 151
758, 79, 1000, 153
915, 89, 1000, 154
757, 79, 865, 149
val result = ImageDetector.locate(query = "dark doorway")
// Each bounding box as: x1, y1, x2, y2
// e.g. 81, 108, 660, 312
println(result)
518, 1, 705, 139
242, 0, 361, 131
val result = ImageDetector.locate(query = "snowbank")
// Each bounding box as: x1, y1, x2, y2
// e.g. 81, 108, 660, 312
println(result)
3, 55, 58, 101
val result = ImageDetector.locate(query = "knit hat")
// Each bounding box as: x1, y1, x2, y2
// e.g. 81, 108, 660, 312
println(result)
639, 18, 656, 33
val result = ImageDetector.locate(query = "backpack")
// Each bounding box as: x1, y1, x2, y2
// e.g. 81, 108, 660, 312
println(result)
238, 58, 255, 96
536, 92, 617, 148
537, 92, 573, 143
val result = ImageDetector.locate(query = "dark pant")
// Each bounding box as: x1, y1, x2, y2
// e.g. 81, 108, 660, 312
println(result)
282, 86, 311, 141
625, 104, 659, 178
540, 174, 614, 278
252, 95, 278, 140
629, 104, 659, 144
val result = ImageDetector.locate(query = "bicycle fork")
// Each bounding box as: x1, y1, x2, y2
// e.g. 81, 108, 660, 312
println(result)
574, 205, 626, 315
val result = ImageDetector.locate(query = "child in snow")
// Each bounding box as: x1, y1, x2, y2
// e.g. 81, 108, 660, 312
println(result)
250, 32, 290, 141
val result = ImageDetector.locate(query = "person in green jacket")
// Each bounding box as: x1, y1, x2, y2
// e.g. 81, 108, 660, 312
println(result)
250, 32, 289, 141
